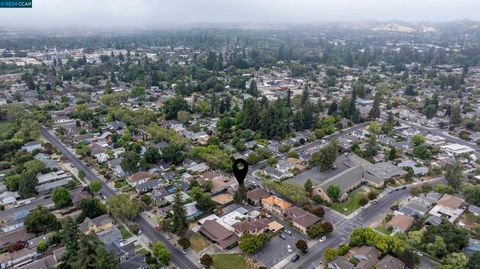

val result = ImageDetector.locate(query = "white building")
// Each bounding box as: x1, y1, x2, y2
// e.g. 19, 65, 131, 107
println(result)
440, 143, 475, 156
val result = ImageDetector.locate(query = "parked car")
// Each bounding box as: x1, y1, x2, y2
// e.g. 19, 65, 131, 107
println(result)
291, 255, 300, 262
279, 234, 286, 240
285, 230, 292, 235
287, 245, 293, 253
319, 236, 327, 242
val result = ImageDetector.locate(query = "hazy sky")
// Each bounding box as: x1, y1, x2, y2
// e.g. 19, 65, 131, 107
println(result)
1, 0, 480, 29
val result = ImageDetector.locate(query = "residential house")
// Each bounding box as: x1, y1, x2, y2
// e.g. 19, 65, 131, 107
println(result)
184, 202, 202, 220
187, 163, 209, 174
468, 205, 480, 216
424, 134, 446, 146
246, 188, 270, 205
126, 172, 154, 187
232, 219, 268, 236
0, 228, 35, 249
350, 246, 380, 269
440, 143, 474, 156
261, 195, 292, 216
198, 220, 239, 250
285, 206, 320, 234
21, 141, 42, 153
97, 226, 123, 248
387, 215, 414, 233
134, 179, 163, 193
328, 256, 354, 269
79, 215, 114, 234
0, 248, 37, 269
376, 255, 405, 269
429, 194, 466, 222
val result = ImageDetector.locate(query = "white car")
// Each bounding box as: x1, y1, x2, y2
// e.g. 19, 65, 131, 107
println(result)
287, 245, 293, 253
285, 230, 292, 235
319, 236, 327, 242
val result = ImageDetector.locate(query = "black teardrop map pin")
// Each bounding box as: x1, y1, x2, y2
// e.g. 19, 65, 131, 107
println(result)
232, 158, 248, 186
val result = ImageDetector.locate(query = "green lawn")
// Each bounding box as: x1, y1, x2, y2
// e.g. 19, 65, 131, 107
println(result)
0, 121, 14, 140
212, 254, 253, 269
375, 226, 392, 235
189, 232, 210, 253
330, 188, 367, 215
119, 226, 132, 239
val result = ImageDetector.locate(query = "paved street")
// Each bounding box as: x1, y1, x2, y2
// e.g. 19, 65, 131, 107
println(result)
0, 196, 53, 221
40, 127, 198, 269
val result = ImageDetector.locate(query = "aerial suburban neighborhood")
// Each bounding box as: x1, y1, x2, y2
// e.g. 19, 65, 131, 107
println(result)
1, 4, 480, 269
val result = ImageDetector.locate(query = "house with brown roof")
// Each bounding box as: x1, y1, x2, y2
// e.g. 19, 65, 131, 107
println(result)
199, 220, 239, 250
376, 255, 405, 269
79, 214, 114, 235
429, 194, 466, 222
285, 206, 321, 234
349, 246, 380, 269
246, 188, 270, 205
261, 195, 292, 216
328, 256, 354, 269
126, 172, 154, 187
387, 215, 414, 233
232, 219, 268, 236
0, 227, 35, 249
0, 247, 37, 269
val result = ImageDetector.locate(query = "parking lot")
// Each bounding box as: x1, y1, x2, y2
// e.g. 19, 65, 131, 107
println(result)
253, 217, 308, 268
286, 154, 350, 186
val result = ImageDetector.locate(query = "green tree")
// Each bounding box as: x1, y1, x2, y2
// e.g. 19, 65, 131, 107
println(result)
397, 249, 419, 268
464, 185, 480, 206
238, 233, 270, 253
368, 94, 381, 120
37, 240, 48, 253
313, 140, 339, 171
89, 180, 102, 193
18, 171, 38, 198
307, 222, 326, 239
25, 206, 60, 234
78, 198, 107, 221
440, 252, 468, 269
121, 151, 141, 174
151, 242, 171, 266
52, 187, 72, 208
324, 248, 339, 262
4, 174, 21, 191
326, 185, 341, 202
144, 147, 161, 164
200, 254, 213, 268
388, 146, 397, 160
449, 104, 462, 126
107, 194, 141, 220
196, 193, 217, 213
171, 191, 188, 235
78, 170, 86, 180
163, 96, 189, 120
304, 179, 313, 194
75, 233, 119, 269
466, 251, 480, 269
296, 239, 308, 253
178, 237, 191, 250
61, 217, 80, 264
234, 184, 247, 203
412, 134, 425, 146
444, 161, 463, 189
